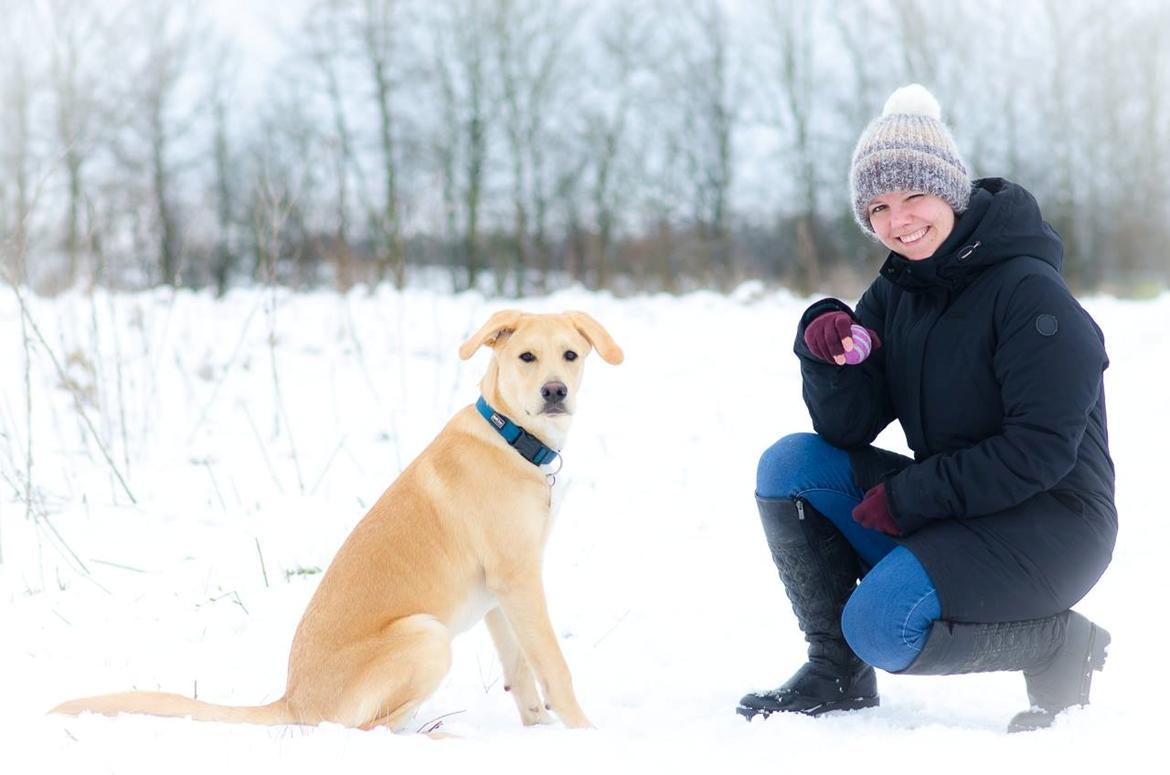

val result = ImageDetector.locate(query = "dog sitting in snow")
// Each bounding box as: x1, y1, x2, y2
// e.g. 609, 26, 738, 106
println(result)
53, 309, 623, 731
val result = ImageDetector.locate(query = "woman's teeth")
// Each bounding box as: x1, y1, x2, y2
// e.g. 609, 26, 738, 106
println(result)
899, 227, 928, 244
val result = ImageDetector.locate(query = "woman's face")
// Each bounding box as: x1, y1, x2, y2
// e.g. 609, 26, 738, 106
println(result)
867, 192, 956, 261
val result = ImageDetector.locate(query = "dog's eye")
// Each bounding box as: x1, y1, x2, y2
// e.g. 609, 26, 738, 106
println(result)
563, 350, 578, 362
519, 352, 536, 363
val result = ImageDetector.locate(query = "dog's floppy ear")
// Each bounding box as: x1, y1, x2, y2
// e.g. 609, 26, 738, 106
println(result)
566, 311, 624, 365
459, 309, 524, 360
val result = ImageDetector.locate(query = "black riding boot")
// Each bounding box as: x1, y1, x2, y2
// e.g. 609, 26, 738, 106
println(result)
737, 496, 878, 720
899, 611, 1110, 732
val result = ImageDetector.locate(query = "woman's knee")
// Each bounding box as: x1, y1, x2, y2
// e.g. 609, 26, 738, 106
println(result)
841, 547, 940, 672
756, 432, 835, 498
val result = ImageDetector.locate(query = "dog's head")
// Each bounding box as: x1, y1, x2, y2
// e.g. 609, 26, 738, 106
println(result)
459, 310, 623, 443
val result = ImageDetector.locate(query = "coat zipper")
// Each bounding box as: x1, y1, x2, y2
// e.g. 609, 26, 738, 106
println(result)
795, 497, 834, 592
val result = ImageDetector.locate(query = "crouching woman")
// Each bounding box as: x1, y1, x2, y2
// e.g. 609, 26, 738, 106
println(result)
738, 84, 1116, 732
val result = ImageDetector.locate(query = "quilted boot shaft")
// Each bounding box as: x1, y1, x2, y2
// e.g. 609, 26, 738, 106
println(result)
757, 496, 860, 661
738, 496, 877, 719
898, 611, 1110, 732
898, 615, 1070, 676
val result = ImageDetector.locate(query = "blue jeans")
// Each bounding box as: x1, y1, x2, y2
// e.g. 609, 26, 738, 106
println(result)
756, 433, 941, 672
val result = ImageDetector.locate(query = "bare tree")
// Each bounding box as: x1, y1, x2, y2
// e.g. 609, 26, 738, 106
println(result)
304, 0, 360, 290
0, 0, 36, 285
431, 31, 464, 286
1037, 0, 1095, 288
830, 1, 888, 131
1073, 0, 1168, 290
1127, 2, 1170, 286
666, 0, 737, 287
46, 0, 118, 288
494, 0, 532, 295
124, 1, 203, 286
579, 0, 651, 290
243, 77, 324, 287
431, 0, 491, 292
491, 0, 583, 294
756, 0, 824, 293
207, 37, 242, 296
349, 0, 408, 289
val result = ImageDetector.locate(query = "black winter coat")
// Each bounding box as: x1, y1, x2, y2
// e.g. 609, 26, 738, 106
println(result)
795, 178, 1117, 622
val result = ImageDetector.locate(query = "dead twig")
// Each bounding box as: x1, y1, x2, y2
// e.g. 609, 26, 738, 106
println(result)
309, 435, 347, 496
593, 608, 632, 648
241, 402, 285, 494
417, 709, 465, 735
201, 459, 228, 511
199, 589, 249, 616
255, 537, 269, 588
185, 294, 265, 445
89, 558, 146, 573
2, 274, 136, 504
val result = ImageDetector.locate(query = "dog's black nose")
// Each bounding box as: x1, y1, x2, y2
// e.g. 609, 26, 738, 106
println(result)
541, 381, 568, 403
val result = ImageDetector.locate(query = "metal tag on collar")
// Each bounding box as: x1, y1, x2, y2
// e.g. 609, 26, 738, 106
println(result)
545, 453, 563, 487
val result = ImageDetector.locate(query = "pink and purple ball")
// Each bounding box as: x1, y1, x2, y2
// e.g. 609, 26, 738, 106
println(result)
844, 325, 872, 365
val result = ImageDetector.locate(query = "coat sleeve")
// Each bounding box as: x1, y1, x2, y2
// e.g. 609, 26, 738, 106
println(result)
796, 283, 896, 449
886, 271, 1108, 532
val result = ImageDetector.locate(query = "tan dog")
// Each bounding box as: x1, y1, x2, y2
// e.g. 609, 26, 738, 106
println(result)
52, 309, 623, 732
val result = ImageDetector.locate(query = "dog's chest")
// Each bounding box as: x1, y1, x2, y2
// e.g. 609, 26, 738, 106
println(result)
449, 582, 497, 635
448, 471, 568, 635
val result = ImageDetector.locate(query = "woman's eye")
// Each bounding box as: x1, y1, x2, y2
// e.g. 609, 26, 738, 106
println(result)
564, 350, 578, 362
870, 204, 885, 215
520, 352, 536, 363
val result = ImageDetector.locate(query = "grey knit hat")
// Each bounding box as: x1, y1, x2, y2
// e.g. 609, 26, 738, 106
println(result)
850, 84, 971, 233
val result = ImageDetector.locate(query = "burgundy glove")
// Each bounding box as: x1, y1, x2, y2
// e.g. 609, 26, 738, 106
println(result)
851, 483, 901, 536
803, 311, 882, 365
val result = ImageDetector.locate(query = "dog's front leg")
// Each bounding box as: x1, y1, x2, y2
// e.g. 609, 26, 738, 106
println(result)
487, 575, 592, 729
485, 607, 555, 726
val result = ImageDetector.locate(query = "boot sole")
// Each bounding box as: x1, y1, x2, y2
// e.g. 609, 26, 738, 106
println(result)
736, 695, 879, 721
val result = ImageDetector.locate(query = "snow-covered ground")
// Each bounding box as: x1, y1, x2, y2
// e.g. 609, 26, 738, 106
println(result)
0, 283, 1164, 773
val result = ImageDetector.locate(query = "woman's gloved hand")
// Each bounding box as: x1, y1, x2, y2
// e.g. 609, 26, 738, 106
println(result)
803, 311, 881, 366
851, 483, 902, 536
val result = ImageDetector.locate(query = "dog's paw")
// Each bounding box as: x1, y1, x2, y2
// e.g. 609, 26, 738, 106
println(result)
560, 713, 595, 730
520, 704, 557, 726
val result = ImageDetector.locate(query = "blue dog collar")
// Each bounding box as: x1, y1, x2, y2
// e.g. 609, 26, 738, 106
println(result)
475, 396, 559, 467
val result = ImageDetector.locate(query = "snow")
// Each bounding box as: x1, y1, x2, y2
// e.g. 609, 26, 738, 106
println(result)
0, 282, 1165, 773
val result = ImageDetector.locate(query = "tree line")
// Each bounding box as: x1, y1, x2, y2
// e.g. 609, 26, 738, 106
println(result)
1, 0, 1167, 298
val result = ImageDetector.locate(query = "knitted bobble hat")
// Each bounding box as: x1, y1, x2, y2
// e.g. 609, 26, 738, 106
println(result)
849, 84, 971, 233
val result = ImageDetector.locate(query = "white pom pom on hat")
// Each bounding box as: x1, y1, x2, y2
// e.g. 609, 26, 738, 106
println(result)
881, 83, 942, 120
849, 83, 971, 234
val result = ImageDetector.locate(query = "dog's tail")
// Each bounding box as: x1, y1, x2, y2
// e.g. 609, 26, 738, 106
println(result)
51, 691, 294, 725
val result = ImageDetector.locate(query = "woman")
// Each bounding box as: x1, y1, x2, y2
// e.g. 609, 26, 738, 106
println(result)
737, 84, 1116, 732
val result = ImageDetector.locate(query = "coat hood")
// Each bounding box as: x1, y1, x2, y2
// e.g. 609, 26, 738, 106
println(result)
878, 178, 1063, 293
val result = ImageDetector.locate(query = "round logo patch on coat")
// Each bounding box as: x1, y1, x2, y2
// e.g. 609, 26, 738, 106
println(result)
1035, 314, 1059, 336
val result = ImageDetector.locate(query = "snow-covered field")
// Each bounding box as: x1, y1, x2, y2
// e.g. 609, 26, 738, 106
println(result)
0, 283, 1164, 773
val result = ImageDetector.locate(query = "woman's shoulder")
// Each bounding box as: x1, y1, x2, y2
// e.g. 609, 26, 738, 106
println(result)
989, 254, 1065, 286
985, 256, 1069, 310
987, 257, 1103, 339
